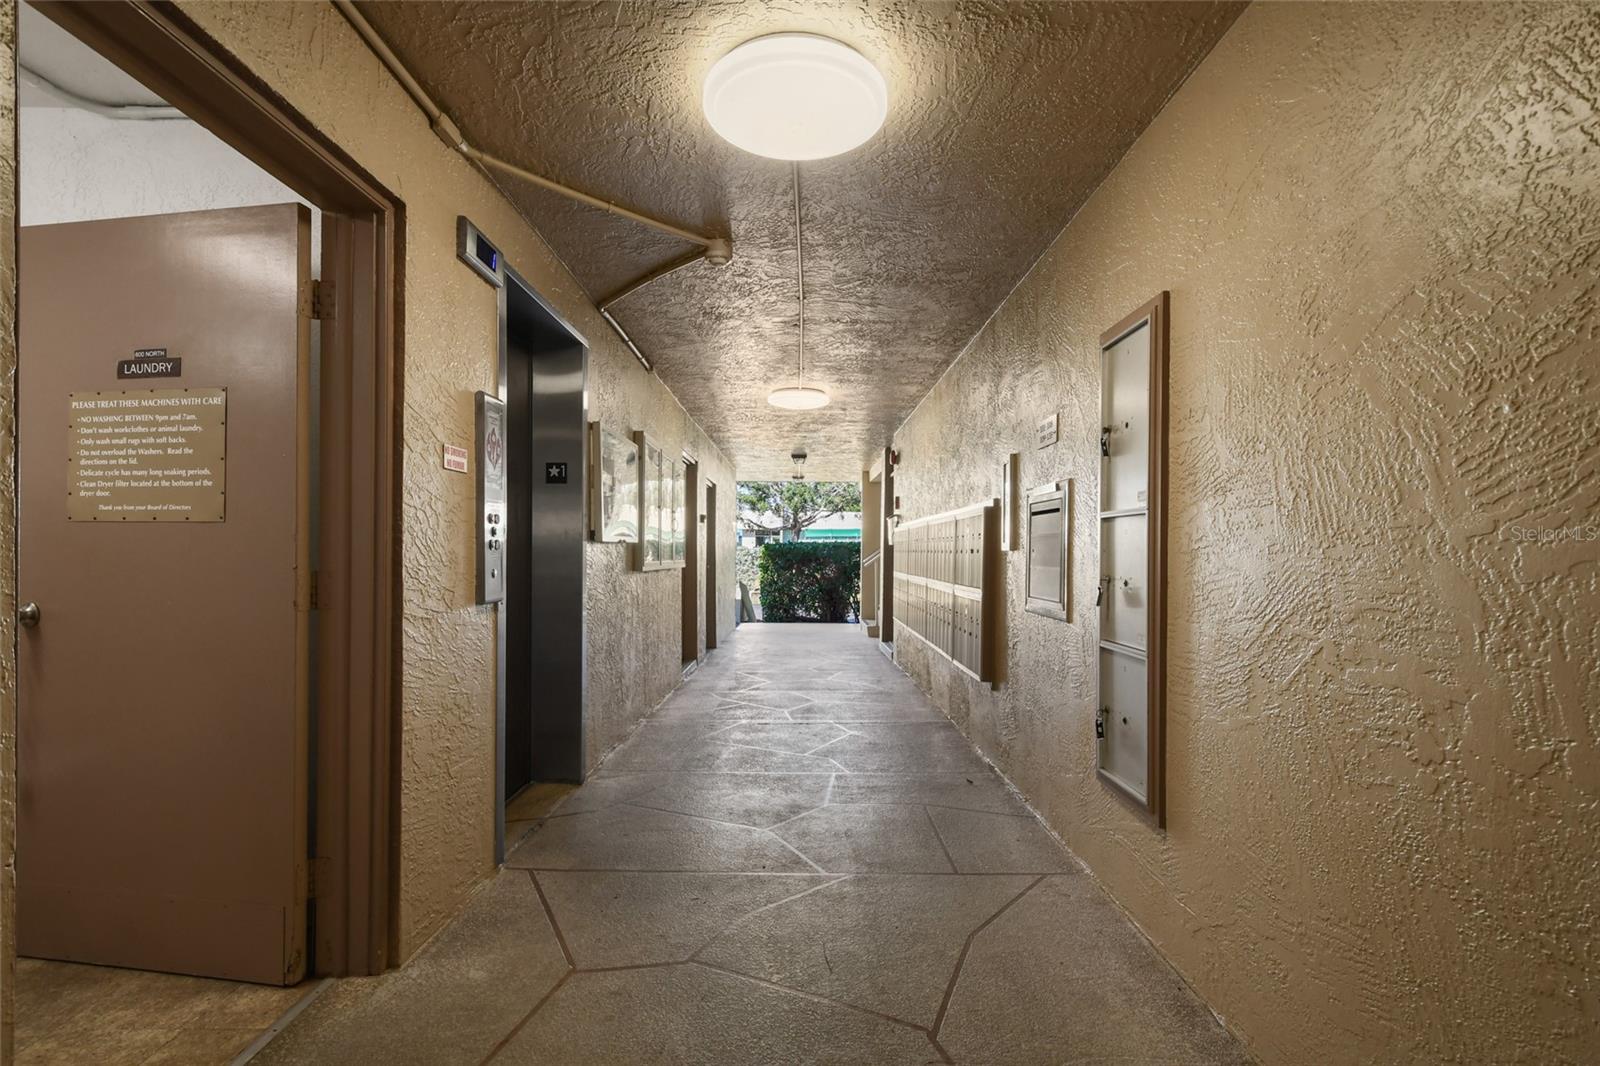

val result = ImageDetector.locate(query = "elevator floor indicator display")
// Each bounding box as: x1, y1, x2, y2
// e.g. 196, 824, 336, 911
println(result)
66, 387, 227, 522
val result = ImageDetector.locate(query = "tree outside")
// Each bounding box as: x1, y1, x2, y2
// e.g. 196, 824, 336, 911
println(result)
736, 480, 862, 542
736, 481, 862, 616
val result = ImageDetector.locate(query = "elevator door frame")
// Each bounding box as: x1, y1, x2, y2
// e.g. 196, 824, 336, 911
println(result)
494, 266, 589, 861
23, 1, 404, 977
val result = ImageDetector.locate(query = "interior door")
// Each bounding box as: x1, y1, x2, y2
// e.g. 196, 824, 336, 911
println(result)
17, 203, 312, 985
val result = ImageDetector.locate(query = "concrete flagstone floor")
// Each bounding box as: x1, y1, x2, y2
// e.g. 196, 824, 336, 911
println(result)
253, 624, 1248, 1065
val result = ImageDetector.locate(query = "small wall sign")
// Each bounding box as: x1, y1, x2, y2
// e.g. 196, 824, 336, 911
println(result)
545, 461, 569, 484
117, 347, 181, 380
1036, 413, 1059, 449
443, 444, 469, 473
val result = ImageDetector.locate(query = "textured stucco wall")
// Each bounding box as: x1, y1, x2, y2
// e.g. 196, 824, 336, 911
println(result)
174, 1, 737, 960
584, 382, 738, 773
0, 3, 16, 1054
891, 4, 1600, 1063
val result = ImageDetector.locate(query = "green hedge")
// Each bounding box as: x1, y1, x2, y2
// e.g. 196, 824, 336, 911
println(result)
736, 545, 762, 600
756, 542, 860, 622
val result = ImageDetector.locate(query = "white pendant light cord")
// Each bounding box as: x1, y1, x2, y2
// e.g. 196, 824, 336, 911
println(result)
763, 163, 829, 411
793, 161, 805, 388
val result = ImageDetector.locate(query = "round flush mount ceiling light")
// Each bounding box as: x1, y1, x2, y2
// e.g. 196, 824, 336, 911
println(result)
767, 385, 831, 410
703, 34, 888, 160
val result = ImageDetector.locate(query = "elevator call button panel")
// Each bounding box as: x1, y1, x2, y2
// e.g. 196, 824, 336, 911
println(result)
476, 391, 507, 605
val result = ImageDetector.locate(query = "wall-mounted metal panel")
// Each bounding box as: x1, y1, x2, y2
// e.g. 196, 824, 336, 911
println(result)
1098, 646, 1148, 796
1000, 452, 1022, 551
1096, 292, 1169, 826
1025, 481, 1071, 620
895, 499, 1002, 684
476, 391, 507, 605
456, 215, 504, 288
1101, 511, 1148, 647
1103, 338, 1150, 513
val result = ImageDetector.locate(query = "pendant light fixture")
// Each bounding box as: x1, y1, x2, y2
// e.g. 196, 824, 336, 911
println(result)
767, 162, 831, 411
703, 33, 888, 161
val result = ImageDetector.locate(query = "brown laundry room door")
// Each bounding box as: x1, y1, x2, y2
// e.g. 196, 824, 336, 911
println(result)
16, 203, 313, 984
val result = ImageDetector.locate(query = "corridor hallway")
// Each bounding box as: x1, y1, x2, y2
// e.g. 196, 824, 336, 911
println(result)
255, 625, 1245, 1065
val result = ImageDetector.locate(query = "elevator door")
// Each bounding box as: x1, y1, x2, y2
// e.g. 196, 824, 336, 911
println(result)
503, 275, 587, 792
17, 204, 312, 984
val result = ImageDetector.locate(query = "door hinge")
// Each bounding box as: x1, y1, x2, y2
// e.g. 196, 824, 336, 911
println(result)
311, 279, 335, 320
309, 569, 319, 610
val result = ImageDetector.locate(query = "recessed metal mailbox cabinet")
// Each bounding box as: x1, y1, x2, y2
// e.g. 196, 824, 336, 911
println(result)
1025, 481, 1071, 620
1096, 292, 1169, 826
894, 499, 1002, 684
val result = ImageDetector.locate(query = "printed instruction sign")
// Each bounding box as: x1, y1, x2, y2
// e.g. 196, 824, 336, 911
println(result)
68, 388, 227, 521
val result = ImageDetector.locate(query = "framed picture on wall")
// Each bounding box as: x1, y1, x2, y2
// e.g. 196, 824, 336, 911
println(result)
589, 422, 640, 543
636, 432, 664, 569
632, 431, 685, 571
669, 458, 686, 564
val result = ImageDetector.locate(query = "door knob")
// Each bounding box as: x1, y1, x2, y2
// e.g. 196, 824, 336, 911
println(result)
18, 602, 40, 628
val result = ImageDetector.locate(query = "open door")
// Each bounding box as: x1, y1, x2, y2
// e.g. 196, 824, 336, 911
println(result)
16, 203, 313, 984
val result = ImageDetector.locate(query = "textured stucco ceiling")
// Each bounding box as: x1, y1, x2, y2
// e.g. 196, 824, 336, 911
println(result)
358, 1, 1243, 480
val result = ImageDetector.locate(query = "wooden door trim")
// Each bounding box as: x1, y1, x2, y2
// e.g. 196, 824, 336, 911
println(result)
28, 0, 403, 974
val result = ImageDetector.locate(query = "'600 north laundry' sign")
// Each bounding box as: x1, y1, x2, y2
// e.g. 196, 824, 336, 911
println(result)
117, 347, 182, 379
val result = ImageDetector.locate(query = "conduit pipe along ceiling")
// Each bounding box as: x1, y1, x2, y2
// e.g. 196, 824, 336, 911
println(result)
330, 0, 731, 372
703, 33, 888, 414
